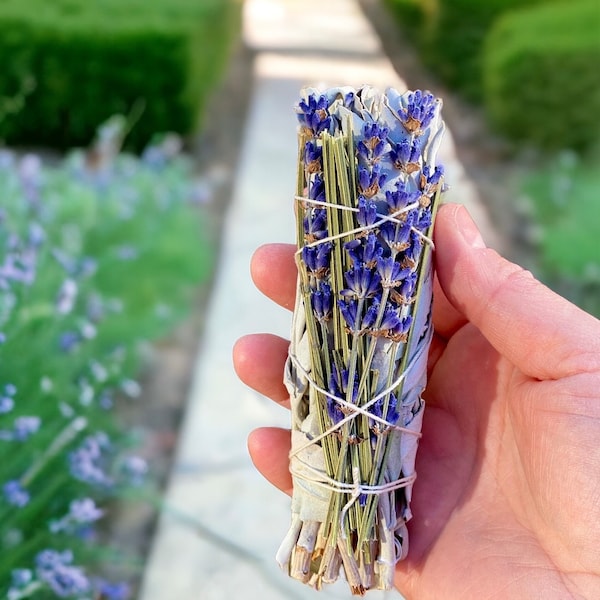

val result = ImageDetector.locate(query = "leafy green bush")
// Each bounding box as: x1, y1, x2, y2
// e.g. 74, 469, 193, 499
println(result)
383, 0, 429, 44
0, 0, 240, 150
522, 150, 600, 316
0, 124, 215, 597
416, 0, 547, 99
483, 0, 600, 150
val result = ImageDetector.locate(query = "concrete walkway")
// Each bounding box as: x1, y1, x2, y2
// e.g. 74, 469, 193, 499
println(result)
139, 1, 497, 599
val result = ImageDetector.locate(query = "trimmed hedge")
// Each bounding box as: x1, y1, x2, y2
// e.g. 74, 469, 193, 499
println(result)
483, 0, 600, 150
0, 0, 240, 149
390, 0, 549, 99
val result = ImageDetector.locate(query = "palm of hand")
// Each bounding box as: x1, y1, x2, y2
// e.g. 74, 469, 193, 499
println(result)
404, 320, 600, 599
235, 205, 600, 600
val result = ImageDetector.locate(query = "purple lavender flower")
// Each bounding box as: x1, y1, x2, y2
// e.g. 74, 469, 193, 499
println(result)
341, 266, 381, 299
297, 93, 332, 135
356, 197, 379, 229
11, 568, 33, 588
357, 164, 386, 198
120, 455, 148, 486
3, 480, 30, 507
56, 279, 78, 315
389, 138, 422, 171
397, 90, 437, 133
59, 331, 81, 353
69, 433, 112, 487
303, 209, 328, 243
380, 212, 415, 252
12, 416, 42, 441
302, 242, 332, 278
96, 580, 131, 600
345, 234, 382, 268
357, 123, 389, 162
304, 141, 323, 173
385, 181, 420, 214
339, 298, 361, 333
70, 498, 104, 523
311, 283, 333, 324
36, 549, 90, 598
309, 174, 326, 203
370, 392, 400, 430
376, 256, 411, 288
1, 383, 17, 413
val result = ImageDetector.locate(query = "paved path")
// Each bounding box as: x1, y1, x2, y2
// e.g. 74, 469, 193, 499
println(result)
139, 1, 498, 599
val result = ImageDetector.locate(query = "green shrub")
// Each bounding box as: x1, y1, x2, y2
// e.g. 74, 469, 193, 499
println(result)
383, 0, 429, 44
483, 0, 600, 150
419, 0, 547, 99
521, 150, 600, 316
0, 0, 240, 150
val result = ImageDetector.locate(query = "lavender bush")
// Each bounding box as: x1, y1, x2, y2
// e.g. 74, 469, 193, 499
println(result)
0, 122, 214, 598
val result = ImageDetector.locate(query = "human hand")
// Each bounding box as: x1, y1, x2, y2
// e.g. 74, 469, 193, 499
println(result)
233, 203, 600, 599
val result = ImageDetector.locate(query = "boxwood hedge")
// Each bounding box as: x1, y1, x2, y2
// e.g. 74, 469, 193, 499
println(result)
483, 0, 600, 150
0, 0, 240, 149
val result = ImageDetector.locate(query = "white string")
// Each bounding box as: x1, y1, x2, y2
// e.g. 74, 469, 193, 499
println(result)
295, 195, 429, 252
287, 327, 431, 512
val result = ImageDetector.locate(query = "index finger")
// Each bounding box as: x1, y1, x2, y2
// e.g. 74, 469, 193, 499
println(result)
436, 204, 600, 379
251, 243, 297, 311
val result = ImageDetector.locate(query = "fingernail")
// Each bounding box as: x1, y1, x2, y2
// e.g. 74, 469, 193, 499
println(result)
455, 206, 486, 249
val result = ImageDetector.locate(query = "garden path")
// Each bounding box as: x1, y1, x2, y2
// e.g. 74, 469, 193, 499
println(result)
139, 1, 499, 599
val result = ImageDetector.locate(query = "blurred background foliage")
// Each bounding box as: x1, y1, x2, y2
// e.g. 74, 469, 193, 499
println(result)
384, 0, 600, 316
0, 0, 240, 150
0, 0, 241, 597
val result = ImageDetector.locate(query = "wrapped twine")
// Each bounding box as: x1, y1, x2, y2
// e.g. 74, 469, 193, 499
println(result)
276, 86, 445, 595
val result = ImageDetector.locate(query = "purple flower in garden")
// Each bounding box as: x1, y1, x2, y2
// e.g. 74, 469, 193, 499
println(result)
59, 331, 81, 353
297, 93, 332, 135
120, 456, 148, 486
0, 385, 16, 414
96, 580, 131, 600
69, 433, 113, 487
69, 498, 104, 523
11, 568, 33, 588
56, 279, 78, 315
12, 416, 42, 441
3, 480, 30, 507
36, 549, 90, 598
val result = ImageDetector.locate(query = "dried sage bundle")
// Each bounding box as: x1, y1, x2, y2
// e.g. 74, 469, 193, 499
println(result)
277, 86, 445, 594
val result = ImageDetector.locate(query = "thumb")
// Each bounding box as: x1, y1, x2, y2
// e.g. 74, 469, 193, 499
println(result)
434, 204, 600, 380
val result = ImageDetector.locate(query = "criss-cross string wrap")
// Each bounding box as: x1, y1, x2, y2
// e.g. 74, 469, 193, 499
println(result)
289, 192, 436, 546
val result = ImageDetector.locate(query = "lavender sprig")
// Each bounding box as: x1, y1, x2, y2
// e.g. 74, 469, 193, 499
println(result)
280, 86, 445, 594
